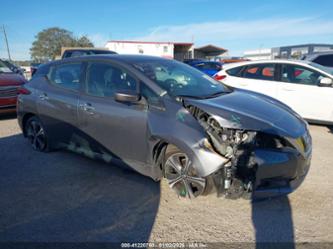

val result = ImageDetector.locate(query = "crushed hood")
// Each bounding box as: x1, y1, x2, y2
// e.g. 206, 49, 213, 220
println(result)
184, 89, 307, 139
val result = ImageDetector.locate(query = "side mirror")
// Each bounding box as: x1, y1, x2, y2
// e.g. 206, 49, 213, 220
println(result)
319, 77, 333, 87
114, 91, 141, 103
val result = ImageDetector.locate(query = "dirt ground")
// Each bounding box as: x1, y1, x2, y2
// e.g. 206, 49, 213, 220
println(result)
0, 114, 332, 244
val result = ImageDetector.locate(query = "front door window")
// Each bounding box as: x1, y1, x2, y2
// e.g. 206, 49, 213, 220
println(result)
280, 64, 325, 86
85, 62, 137, 97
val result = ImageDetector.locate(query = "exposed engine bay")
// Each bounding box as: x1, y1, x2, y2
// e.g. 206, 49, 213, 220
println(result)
185, 104, 283, 199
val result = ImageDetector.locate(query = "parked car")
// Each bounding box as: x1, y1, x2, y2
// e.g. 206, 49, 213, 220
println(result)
30, 62, 42, 77
185, 60, 223, 76
214, 60, 333, 124
218, 57, 250, 64
1, 59, 25, 75
302, 52, 333, 68
61, 48, 117, 59
0, 60, 27, 114
17, 55, 311, 199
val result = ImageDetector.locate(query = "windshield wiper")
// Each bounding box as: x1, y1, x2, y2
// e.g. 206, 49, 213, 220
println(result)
201, 91, 227, 99
175, 91, 228, 100
175, 94, 206, 100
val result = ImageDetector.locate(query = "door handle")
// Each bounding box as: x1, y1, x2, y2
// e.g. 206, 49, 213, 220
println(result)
80, 103, 95, 114
39, 93, 49, 100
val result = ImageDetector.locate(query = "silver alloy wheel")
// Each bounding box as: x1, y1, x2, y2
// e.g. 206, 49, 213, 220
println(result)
165, 152, 206, 198
26, 120, 47, 151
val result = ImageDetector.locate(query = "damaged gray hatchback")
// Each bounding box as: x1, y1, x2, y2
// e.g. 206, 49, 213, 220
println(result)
17, 55, 312, 199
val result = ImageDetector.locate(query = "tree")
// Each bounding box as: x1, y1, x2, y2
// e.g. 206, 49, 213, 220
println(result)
75, 35, 94, 47
30, 27, 94, 61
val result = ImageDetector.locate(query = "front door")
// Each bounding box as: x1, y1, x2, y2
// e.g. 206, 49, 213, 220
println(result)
276, 63, 333, 122
78, 61, 149, 164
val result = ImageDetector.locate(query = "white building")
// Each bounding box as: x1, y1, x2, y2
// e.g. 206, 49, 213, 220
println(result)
105, 40, 194, 61
244, 44, 333, 60
243, 48, 272, 60
105, 40, 229, 61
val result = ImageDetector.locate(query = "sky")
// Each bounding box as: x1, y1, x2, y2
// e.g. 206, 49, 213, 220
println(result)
1, 0, 333, 60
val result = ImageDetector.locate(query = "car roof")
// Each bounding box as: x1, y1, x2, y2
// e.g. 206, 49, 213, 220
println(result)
303, 52, 333, 60
65, 48, 111, 52
191, 60, 219, 63
221, 59, 333, 77
222, 59, 312, 69
307, 51, 333, 56
58, 54, 175, 64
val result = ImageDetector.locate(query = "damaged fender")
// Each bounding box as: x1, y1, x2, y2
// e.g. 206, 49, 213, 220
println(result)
147, 98, 229, 179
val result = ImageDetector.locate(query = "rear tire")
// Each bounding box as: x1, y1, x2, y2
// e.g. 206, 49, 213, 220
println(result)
163, 145, 207, 198
25, 116, 50, 152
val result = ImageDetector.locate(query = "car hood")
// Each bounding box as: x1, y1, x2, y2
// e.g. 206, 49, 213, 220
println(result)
0, 73, 26, 86
184, 89, 307, 139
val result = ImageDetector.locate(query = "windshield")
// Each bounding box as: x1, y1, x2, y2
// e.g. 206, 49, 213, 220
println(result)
91, 50, 116, 55
309, 62, 333, 75
0, 60, 13, 73
132, 59, 230, 98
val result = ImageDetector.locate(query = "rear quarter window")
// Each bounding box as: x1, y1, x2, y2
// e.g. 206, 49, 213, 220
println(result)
226, 66, 243, 76
32, 64, 50, 78
48, 63, 82, 91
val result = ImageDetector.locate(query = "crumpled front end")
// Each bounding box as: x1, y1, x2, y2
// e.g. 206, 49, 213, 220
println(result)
183, 103, 312, 199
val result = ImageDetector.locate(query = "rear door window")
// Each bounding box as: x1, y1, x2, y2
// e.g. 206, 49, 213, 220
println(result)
71, 51, 89, 57
243, 64, 275, 81
33, 64, 50, 78
48, 63, 82, 91
63, 51, 72, 58
226, 66, 244, 77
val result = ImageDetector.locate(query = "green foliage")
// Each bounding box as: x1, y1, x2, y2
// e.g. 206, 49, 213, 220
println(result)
30, 27, 94, 61
75, 36, 94, 47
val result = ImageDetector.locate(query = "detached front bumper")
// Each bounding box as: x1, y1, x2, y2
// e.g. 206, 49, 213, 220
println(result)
210, 130, 312, 200
252, 145, 311, 199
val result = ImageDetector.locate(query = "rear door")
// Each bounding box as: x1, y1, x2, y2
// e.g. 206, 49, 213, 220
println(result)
37, 61, 83, 143
276, 63, 333, 121
224, 63, 279, 99
77, 60, 149, 163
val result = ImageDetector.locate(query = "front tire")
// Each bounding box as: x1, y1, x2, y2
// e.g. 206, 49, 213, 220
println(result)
25, 116, 49, 152
164, 146, 206, 198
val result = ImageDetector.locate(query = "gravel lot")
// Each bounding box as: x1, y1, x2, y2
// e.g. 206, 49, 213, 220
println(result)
0, 114, 332, 244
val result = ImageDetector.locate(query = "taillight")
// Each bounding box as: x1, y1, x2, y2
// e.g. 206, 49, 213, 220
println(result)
17, 86, 31, 95
214, 74, 227, 81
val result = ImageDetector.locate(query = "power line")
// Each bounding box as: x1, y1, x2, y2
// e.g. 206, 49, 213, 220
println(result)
1, 24, 12, 61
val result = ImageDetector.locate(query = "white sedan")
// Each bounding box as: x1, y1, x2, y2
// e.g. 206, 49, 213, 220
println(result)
214, 59, 333, 124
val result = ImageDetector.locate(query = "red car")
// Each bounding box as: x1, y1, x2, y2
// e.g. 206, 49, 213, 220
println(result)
0, 60, 27, 114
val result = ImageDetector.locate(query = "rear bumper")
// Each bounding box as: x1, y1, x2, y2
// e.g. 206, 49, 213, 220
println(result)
0, 96, 17, 114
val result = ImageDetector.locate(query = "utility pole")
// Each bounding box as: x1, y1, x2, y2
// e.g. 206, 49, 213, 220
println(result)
2, 25, 12, 61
